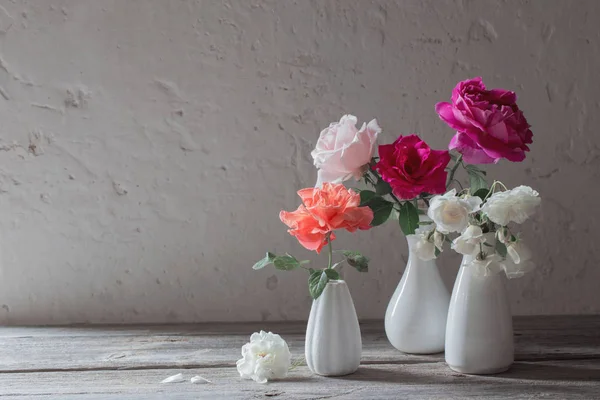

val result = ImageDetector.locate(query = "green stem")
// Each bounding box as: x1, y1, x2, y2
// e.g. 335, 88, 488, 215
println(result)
327, 233, 333, 269
389, 191, 402, 205
446, 154, 463, 189
364, 173, 376, 188
367, 170, 403, 205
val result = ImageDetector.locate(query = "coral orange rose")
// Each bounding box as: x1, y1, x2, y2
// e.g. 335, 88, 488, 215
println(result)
279, 183, 374, 253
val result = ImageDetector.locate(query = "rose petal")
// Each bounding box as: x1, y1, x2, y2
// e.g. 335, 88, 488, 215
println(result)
191, 375, 212, 384
161, 373, 185, 384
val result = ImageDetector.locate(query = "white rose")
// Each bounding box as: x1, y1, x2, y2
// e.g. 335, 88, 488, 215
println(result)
469, 252, 503, 277
410, 232, 437, 261
312, 115, 380, 187
500, 240, 535, 278
501, 257, 535, 279
497, 227, 509, 244
427, 189, 482, 234
236, 331, 291, 384
451, 225, 486, 255
433, 231, 444, 252
481, 185, 541, 226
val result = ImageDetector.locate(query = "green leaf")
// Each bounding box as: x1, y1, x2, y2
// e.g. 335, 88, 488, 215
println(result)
252, 252, 276, 270
472, 188, 490, 201
273, 255, 302, 271
308, 270, 326, 299
342, 251, 369, 272
466, 167, 488, 193
375, 179, 392, 196
323, 269, 340, 280
398, 201, 420, 235
366, 197, 394, 226
308, 269, 339, 299
465, 164, 487, 176
495, 241, 508, 258
359, 190, 377, 206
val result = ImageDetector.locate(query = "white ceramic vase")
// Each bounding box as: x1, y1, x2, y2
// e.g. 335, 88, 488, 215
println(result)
445, 240, 514, 374
384, 235, 450, 354
305, 280, 362, 376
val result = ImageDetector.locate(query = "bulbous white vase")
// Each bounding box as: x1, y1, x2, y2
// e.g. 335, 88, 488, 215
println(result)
385, 235, 450, 354
305, 280, 361, 376
445, 246, 514, 374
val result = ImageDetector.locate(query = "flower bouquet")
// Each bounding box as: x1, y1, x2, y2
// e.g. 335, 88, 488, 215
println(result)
248, 76, 540, 380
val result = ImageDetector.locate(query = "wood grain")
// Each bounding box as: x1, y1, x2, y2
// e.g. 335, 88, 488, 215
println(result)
0, 361, 598, 399
0, 316, 598, 398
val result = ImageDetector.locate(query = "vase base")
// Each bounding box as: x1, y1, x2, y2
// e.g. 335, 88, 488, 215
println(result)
404, 351, 444, 355
394, 346, 444, 355
448, 364, 511, 375
311, 368, 359, 377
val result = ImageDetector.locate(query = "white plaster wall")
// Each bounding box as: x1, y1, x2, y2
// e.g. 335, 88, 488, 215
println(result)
0, 0, 598, 324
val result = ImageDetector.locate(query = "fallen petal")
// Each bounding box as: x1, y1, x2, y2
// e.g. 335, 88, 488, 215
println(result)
191, 375, 212, 384
161, 373, 185, 383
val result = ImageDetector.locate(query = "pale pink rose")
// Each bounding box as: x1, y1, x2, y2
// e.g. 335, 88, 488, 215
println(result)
311, 115, 380, 187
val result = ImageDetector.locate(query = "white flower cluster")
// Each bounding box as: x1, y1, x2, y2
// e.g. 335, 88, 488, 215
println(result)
409, 184, 541, 279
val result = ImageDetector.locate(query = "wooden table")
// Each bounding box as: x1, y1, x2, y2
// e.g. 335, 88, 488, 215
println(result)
0, 316, 598, 399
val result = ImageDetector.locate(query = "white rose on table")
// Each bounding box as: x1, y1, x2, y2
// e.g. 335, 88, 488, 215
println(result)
481, 185, 541, 226
236, 331, 291, 384
427, 189, 482, 234
311, 115, 380, 187
451, 225, 486, 255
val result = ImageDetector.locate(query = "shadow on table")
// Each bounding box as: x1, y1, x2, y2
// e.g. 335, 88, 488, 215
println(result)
327, 365, 430, 384
498, 362, 600, 382
327, 362, 600, 384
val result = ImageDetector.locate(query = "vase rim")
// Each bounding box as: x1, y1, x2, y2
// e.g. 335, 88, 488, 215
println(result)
327, 279, 346, 284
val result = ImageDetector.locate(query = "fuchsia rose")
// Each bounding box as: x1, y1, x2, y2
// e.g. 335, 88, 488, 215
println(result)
435, 77, 533, 164
374, 135, 450, 200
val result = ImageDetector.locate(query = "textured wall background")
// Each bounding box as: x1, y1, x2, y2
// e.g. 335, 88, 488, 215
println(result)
0, 0, 598, 324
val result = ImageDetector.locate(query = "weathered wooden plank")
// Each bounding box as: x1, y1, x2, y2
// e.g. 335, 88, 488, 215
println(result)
0, 317, 599, 373
0, 360, 598, 399
2, 315, 597, 338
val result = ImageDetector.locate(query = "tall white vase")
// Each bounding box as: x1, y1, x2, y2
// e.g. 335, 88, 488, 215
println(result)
384, 235, 450, 354
305, 280, 362, 376
445, 247, 514, 374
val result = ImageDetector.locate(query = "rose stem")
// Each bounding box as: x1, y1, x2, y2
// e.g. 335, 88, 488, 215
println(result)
446, 154, 463, 189
367, 169, 403, 206
327, 233, 333, 270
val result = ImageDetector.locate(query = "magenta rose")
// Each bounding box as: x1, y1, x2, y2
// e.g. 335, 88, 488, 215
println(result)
435, 77, 533, 164
374, 135, 450, 200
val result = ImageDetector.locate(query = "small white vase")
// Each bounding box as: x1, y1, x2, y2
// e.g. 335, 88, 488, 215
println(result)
305, 279, 361, 376
384, 235, 450, 354
445, 238, 514, 374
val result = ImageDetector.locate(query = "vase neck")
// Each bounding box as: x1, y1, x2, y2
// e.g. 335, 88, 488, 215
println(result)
405, 235, 437, 268
461, 232, 497, 265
